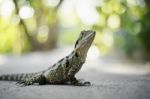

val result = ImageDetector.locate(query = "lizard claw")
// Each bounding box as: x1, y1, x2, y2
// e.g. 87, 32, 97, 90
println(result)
16, 81, 26, 87
78, 79, 91, 86
74, 80, 91, 86
16, 80, 33, 86
83, 81, 91, 86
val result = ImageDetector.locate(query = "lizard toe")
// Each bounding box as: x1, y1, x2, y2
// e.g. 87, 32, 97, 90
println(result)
83, 81, 91, 86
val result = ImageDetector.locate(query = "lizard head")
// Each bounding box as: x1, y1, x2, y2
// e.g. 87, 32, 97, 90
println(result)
74, 30, 96, 59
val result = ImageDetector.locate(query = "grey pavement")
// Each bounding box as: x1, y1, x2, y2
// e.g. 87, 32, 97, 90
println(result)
0, 46, 150, 99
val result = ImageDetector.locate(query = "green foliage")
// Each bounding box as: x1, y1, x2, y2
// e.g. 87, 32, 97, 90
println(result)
0, 16, 31, 54
114, 29, 141, 55
0, 0, 150, 60
93, 0, 150, 59
139, 10, 150, 50
0, 0, 59, 54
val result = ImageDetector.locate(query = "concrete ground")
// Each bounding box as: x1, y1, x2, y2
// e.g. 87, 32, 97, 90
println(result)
0, 46, 150, 99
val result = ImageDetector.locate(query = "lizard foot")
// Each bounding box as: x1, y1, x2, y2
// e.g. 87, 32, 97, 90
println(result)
73, 79, 91, 86
16, 79, 33, 86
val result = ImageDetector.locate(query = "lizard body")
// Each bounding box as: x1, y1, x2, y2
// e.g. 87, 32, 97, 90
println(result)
0, 30, 96, 86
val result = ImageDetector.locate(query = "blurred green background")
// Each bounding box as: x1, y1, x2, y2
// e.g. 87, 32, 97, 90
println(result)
0, 0, 150, 61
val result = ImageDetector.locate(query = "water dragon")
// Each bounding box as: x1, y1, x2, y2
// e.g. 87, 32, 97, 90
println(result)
0, 30, 96, 86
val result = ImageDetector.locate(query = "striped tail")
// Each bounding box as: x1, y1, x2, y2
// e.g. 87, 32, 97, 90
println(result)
0, 73, 37, 81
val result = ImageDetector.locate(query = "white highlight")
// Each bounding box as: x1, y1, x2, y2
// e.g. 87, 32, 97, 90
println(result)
0, 0, 15, 18
76, 0, 99, 25
19, 6, 34, 19
43, 0, 60, 7
0, 56, 7, 66
107, 14, 120, 29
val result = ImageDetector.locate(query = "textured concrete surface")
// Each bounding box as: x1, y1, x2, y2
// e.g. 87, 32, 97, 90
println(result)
0, 72, 150, 99
0, 47, 150, 99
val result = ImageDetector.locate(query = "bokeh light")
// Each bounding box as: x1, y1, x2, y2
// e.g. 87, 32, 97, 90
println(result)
19, 6, 34, 19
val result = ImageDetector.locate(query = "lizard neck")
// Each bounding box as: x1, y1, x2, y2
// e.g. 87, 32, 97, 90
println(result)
71, 50, 86, 64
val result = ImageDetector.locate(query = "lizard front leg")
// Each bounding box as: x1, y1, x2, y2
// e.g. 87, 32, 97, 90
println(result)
67, 75, 91, 86
17, 75, 46, 86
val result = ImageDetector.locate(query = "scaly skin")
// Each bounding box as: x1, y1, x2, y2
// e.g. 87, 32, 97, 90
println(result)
0, 30, 96, 86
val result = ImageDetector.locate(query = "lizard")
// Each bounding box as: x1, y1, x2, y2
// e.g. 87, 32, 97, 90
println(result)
0, 30, 96, 86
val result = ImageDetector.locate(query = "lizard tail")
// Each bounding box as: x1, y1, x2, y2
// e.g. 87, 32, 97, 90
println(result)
0, 73, 37, 81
